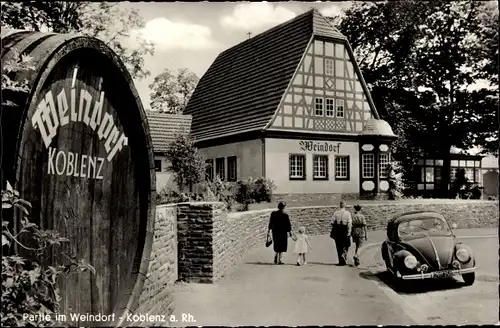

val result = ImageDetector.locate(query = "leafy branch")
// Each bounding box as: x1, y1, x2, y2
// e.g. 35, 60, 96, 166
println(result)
2, 182, 95, 327
1, 49, 36, 107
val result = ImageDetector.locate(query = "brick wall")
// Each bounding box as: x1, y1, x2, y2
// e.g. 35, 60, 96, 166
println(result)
134, 205, 177, 327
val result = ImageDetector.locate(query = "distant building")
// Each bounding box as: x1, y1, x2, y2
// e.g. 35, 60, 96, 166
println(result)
184, 9, 397, 205
481, 155, 499, 199
146, 111, 192, 192
409, 148, 498, 199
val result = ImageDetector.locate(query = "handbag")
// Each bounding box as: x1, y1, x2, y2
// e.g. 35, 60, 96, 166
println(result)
265, 234, 273, 247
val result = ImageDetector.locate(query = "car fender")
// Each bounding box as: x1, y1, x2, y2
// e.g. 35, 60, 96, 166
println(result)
381, 242, 391, 267
393, 249, 413, 270
455, 242, 476, 267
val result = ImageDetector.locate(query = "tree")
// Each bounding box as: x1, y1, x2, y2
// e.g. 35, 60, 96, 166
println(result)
474, 1, 499, 86
332, 0, 498, 196
164, 132, 206, 192
149, 68, 199, 113
0, 2, 154, 80
473, 1, 499, 156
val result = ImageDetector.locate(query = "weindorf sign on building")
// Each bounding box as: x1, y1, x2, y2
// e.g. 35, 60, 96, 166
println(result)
31, 84, 128, 180
299, 141, 341, 153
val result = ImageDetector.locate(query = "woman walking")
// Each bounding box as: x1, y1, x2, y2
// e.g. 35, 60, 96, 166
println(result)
352, 204, 368, 266
268, 202, 292, 264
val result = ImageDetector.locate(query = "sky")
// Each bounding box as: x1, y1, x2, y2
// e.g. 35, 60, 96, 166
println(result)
116, 1, 493, 155
118, 1, 354, 110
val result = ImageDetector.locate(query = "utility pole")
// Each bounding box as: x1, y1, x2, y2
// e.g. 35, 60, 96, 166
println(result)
246, 32, 252, 39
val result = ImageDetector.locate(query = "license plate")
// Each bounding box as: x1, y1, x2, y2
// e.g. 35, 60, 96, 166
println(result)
431, 270, 454, 278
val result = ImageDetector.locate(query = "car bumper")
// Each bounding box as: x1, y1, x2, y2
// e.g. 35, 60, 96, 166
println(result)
401, 267, 476, 280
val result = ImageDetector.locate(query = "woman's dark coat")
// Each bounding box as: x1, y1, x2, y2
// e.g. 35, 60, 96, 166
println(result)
268, 210, 291, 253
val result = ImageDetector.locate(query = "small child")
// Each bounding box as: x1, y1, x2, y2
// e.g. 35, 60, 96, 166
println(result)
294, 226, 312, 266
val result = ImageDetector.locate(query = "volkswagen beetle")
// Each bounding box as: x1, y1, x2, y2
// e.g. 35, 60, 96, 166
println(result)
381, 211, 476, 285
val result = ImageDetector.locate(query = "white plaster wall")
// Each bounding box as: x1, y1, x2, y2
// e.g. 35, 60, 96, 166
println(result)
155, 155, 180, 193
265, 138, 359, 194
198, 139, 263, 179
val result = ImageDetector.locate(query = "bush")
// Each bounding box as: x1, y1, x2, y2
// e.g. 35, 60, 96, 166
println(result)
156, 188, 205, 204
250, 177, 276, 203
234, 177, 276, 211
388, 162, 406, 200
203, 177, 236, 210
401, 195, 423, 200
157, 176, 277, 212
2, 182, 94, 327
463, 183, 484, 200
234, 180, 254, 211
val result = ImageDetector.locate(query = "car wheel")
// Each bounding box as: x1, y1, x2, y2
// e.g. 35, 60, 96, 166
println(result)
462, 272, 475, 286
392, 271, 405, 291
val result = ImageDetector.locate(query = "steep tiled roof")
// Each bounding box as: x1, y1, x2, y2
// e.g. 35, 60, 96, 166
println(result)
145, 111, 192, 153
184, 9, 347, 142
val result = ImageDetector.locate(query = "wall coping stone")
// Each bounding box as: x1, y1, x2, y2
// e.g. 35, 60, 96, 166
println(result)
176, 201, 222, 206
226, 199, 497, 219
157, 204, 178, 209
160, 199, 496, 213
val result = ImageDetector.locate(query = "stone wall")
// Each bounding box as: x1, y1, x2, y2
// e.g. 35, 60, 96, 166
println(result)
176, 203, 217, 283
135, 205, 177, 326
207, 199, 498, 283
140, 199, 498, 290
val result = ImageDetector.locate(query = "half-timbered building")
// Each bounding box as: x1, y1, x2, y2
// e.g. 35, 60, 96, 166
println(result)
184, 9, 397, 204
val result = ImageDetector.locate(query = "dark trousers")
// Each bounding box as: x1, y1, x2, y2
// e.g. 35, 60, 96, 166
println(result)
334, 236, 350, 265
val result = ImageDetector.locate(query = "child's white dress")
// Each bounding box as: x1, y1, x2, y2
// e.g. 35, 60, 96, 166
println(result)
293, 234, 308, 254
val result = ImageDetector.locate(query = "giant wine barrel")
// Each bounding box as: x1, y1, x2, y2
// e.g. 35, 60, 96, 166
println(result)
1, 30, 156, 326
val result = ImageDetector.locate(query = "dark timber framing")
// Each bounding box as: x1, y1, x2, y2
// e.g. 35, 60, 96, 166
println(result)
268, 33, 380, 135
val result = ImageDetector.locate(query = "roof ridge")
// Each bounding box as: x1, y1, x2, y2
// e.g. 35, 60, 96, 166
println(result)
313, 7, 344, 35
311, 8, 346, 40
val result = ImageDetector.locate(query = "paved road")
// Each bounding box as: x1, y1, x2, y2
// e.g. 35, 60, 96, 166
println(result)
172, 228, 497, 326
359, 228, 499, 325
